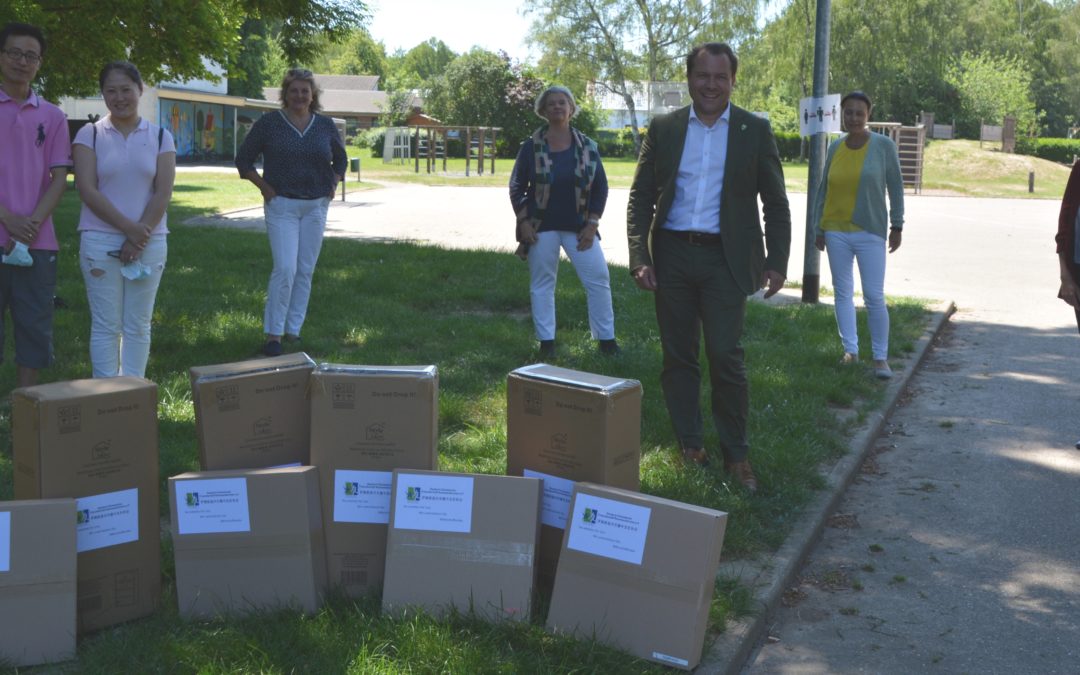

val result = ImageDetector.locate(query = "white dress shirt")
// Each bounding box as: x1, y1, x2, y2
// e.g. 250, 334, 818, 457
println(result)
662, 104, 730, 234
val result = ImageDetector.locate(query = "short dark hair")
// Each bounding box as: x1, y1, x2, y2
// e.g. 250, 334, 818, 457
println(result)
0, 21, 46, 56
841, 90, 873, 111
99, 61, 143, 92
686, 42, 738, 79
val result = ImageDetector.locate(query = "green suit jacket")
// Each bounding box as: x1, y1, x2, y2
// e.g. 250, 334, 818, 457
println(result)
626, 104, 791, 295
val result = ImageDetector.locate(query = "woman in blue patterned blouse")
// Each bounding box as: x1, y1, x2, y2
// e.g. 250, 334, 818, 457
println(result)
236, 68, 347, 356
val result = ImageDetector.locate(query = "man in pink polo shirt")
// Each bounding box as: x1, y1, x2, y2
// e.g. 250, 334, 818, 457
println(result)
0, 22, 70, 387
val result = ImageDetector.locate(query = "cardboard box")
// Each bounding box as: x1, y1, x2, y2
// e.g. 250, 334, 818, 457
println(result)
0, 499, 77, 667
309, 364, 438, 596
190, 352, 316, 470
169, 466, 327, 618
13, 377, 160, 633
382, 470, 540, 622
546, 483, 727, 671
506, 364, 642, 583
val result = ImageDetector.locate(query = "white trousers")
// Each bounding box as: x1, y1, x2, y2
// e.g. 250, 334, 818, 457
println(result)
79, 230, 167, 378
527, 230, 615, 341
264, 196, 330, 337
824, 229, 889, 360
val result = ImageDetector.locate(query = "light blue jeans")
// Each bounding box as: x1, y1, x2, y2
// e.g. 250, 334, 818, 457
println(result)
263, 196, 330, 337
824, 229, 889, 360
80, 230, 167, 378
527, 230, 615, 341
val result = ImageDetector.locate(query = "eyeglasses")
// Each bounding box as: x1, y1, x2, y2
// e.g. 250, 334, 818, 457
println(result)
2, 48, 41, 65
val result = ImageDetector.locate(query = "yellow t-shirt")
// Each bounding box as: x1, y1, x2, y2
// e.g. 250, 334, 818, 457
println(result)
820, 142, 869, 232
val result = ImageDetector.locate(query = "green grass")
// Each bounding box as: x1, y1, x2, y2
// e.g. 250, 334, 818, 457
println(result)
921, 139, 1071, 198
0, 173, 929, 672
351, 154, 812, 193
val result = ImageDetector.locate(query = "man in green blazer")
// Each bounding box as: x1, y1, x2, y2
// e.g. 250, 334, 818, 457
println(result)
627, 42, 790, 493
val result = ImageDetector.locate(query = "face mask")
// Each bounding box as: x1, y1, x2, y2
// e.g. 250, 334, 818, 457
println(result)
121, 260, 153, 281
2, 241, 34, 267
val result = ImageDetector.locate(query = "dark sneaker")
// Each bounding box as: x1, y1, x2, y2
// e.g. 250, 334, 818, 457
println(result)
538, 340, 555, 359
598, 339, 621, 355
262, 340, 283, 357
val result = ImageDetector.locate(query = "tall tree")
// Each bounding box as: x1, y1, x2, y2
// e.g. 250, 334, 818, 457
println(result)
0, 0, 367, 99
525, 0, 759, 147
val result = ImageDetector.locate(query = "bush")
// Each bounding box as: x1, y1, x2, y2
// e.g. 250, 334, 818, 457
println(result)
775, 131, 803, 162
1014, 137, 1080, 164
593, 128, 638, 158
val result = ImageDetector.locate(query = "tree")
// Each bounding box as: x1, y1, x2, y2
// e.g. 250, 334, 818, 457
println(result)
524, 0, 760, 147
424, 49, 544, 156
307, 28, 387, 79
0, 0, 367, 99
947, 51, 1039, 137
228, 18, 283, 98
384, 38, 456, 91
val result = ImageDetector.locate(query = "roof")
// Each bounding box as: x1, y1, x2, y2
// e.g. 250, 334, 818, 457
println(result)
315, 74, 380, 90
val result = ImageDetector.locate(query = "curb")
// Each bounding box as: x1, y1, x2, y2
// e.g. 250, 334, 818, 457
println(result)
697, 299, 957, 674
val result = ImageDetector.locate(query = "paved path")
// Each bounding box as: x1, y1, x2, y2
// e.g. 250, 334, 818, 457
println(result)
189, 183, 1080, 673
743, 194, 1080, 673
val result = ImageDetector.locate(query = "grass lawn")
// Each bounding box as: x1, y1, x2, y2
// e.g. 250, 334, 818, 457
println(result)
351, 153, 812, 194
0, 173, 929, 672
921, 139, 1072, 198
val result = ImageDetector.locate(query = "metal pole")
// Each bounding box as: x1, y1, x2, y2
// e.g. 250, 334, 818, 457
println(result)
802, 0, 831, 304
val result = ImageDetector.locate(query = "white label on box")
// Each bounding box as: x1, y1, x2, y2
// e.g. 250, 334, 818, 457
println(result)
523, 469, 574, 529
76, 488, 140, 553
175, 478, 251, 535
334, 469, 392, 524
566, 493, 651, 565
392, 474, 474, 533
0, 511, 10, 572
652, 651, 689, 667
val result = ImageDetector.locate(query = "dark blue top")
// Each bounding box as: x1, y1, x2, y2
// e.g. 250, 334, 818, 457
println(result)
235, 110, 347, 199
509, 138, 608, 233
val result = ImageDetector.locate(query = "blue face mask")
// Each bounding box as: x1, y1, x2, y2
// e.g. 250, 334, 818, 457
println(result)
121, 260, 153, 281
2, 241, 34, 267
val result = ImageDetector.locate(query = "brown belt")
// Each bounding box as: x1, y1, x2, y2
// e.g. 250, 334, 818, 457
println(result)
662, 229, 722, 246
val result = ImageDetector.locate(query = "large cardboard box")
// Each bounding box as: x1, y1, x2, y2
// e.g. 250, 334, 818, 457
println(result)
169, 466, 327, 618
0, 499, 77, 666
13, 377, 160, 633
382, 470, 540, 622
309, 364, 438, 596
190, 352, 316, 470
506, 364, 641, 583
546, 483, 728, 671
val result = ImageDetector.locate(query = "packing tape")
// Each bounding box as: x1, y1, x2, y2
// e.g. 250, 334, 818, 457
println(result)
193, 353, 316, 383
393, 533, 535, 568
511, 364, 640, 394
173, 532, 311, 553
314, 364, 436, 378
0, 580, 77, 600
558, 553, 702, 603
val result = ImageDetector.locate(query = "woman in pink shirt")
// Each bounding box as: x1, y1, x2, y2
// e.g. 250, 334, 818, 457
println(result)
73, 61, 176, 378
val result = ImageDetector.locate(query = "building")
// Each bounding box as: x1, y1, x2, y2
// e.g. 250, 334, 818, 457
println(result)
587, 81, 688, 128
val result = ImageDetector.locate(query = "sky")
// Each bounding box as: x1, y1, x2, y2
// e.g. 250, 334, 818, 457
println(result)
366, 0, 536, 64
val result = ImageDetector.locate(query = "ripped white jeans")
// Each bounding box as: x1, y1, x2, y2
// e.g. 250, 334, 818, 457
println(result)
79, 230, 167, 378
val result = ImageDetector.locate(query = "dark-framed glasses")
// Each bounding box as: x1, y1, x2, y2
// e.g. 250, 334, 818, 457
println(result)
2, 48, 41, 64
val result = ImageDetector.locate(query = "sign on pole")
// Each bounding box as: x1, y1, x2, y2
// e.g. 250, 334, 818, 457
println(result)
799, 94, 842, 137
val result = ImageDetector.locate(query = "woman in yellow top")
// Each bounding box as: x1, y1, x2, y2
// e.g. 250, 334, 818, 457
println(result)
813, 91, 905, 379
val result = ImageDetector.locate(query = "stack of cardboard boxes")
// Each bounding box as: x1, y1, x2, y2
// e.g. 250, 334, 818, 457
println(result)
1, 356, 730, 670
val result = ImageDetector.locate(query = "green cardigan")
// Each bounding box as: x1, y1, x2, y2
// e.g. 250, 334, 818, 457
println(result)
812, 132, 905, 239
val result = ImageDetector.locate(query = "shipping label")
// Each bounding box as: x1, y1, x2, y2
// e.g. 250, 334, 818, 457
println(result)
0, 511, 10, 572
175, 478, 251, 535
334, 469, 392, 524
523, 469, 574, 529
566, 493, 651, 565
392, 474, 474, 533
76, 488, 139, 553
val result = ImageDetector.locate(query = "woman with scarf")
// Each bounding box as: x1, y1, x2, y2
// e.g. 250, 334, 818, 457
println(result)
509, 85, 617, 358
1056, 159, 1080, 448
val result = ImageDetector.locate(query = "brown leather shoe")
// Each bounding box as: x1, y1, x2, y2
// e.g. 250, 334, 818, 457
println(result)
681, 447, 710, 468
725, 460, 759, 494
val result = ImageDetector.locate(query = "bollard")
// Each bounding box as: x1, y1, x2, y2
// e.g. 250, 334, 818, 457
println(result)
1028, 171, 1034, 193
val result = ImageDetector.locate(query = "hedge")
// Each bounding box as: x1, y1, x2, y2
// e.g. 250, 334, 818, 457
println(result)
1015, 137, 1080, 164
